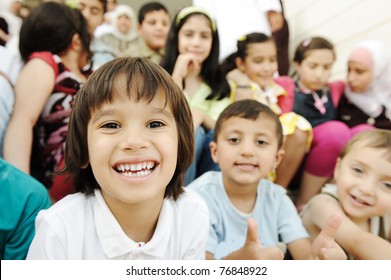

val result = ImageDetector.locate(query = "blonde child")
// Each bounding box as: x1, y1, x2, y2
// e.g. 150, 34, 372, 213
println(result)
188, 99, 346, 260
26, 57, 209, 259
301, 129, 391, 259
221, 32, 312, 189
292, 37, 373, 207
161, 6, 231, 184
338, 40, 391, 129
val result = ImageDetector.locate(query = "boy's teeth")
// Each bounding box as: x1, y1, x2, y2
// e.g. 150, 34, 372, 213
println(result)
116, 162, 155, 172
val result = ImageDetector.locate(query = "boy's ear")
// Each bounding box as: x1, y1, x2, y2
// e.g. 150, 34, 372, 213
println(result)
70, 33, 82, 52
235, 57, 246, 72
209, 141, 219, 164
81, 159, 90, 169
333, 157, 342, 181
273, 148, 285, 169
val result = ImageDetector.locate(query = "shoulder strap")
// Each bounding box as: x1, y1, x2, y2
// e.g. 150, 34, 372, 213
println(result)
28, 52, 60, 78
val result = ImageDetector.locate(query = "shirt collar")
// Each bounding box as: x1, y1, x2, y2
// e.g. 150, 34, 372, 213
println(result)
93, 189, 173, 259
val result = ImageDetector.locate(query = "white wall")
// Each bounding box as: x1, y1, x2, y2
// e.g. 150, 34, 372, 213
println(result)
284, 0, 391, 80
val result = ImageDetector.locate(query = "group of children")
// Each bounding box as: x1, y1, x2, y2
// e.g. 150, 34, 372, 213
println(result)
0, 2, 390, 260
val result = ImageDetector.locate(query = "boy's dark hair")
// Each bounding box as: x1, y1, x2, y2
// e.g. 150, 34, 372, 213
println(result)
64, 57, 194, 200
19, 2, 91, 62
214, 100, 284, 149
100, 0, 108, 13
138, 1, 169, 24
293, 36, 335, 64
160, 6, 228, 100
340, 129, 391, 162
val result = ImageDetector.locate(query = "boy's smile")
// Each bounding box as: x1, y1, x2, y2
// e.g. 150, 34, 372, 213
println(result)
86, 90, 178, 207
210, 115, 284, 190
334, 145, 391, 224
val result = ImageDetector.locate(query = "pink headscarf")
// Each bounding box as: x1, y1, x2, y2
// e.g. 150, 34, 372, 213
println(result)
345, 40, 391, 121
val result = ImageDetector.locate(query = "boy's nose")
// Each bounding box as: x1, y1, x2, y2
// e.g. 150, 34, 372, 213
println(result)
240, 141, 254, 156
119, 128, 148, 151
357, 179, 375, 196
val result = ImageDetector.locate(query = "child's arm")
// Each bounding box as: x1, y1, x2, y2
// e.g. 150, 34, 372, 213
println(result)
303, 195, 391, 259
226, 68, 256, 101
206, 218, 284, 260
3, 58, 55, 173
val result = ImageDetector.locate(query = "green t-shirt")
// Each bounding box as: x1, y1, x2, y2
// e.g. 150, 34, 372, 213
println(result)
185, 82, 231, 121
0, 158, 52, 260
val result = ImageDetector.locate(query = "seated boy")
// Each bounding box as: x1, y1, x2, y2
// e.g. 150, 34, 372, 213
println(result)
135, 2, 171, 64
301, 129, 391, 259
188, 99, 346, 260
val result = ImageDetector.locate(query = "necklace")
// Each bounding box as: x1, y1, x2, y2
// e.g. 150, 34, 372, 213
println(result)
298, 82, 328, 114
312, 90, 328, 114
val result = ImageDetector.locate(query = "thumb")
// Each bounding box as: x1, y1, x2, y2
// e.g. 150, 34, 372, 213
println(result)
320, 212, 343, 241
246, 218, 261, 245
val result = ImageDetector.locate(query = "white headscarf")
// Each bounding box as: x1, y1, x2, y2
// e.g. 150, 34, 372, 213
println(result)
111, 4, 138, 42
345, 40, 391, 121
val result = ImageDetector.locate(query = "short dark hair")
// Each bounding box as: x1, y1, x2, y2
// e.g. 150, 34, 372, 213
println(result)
100, 0, 108, 13
214, 99, 283, 149
64, 57, 194, 200
19, 2, 91, 62
138, 1, 169, 24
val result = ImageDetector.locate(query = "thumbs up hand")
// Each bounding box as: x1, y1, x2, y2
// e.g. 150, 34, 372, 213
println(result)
225, 218, 284, 260
312, 213, 347, 260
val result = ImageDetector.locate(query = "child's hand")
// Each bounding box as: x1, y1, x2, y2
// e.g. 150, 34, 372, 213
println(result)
237, 218, 284, 260
312, 213, 347, 260
172, 53, 201, 82
227, 68, 252, 86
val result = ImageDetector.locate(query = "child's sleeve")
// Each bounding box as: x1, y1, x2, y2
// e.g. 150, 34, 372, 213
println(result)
26, 212, 67, 260
181, 191, 210, 260
277, 194, 309, 244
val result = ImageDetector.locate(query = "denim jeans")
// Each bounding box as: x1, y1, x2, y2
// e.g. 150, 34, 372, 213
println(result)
184, 126, 219, 186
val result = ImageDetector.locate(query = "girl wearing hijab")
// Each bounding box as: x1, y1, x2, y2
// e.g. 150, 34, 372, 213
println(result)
338, 40, 391, 129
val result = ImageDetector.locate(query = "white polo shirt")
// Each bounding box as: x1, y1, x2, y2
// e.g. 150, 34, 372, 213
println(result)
27, 188, 209, 260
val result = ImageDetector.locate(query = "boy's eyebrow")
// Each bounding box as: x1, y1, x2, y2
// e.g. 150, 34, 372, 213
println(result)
91, 109, 117, 124
150, 106, 173, 118
90, 105, 173, 124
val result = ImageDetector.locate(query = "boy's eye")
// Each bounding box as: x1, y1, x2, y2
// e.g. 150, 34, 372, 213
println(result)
257, 140, 268, 145
228, 137, 239, 143
101, 122, 120, 129
383, 182, 391, 189
352, 167, 363, 174
148, 121, 164, 128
